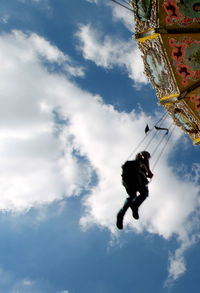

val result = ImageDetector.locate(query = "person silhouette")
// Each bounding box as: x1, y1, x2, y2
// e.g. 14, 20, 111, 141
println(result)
116, 151, 153, 230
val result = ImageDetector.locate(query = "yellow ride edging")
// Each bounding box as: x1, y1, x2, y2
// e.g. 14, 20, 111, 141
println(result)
137, 33, 160, 43
193, 137, 200, 145
159, 94, 179, 105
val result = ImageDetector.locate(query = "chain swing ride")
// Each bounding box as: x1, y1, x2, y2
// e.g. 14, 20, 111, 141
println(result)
110, 0, 200, 157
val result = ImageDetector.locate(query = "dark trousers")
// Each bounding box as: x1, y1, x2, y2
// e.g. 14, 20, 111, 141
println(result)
118, 183, 149, 217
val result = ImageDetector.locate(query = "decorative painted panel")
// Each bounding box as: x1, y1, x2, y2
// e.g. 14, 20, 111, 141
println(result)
138, 36, 179, 98
163, 0, 200, 26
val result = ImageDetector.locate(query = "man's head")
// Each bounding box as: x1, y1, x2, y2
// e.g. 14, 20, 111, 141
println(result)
135, 151, 151, 160
141, 151, 151, 159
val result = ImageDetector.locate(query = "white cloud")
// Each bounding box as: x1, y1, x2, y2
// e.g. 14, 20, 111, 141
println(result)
0, 15, 9, 24
11, 279, 36, 293
108, 1, 135, 32
28, 32, 67, 63
63, 63, 85, 77
85, 0, 134, 31
168, 255, 186, 282
18, 0, 48, 3
17, 0, 51, 12
0, 30, 199, 284
75, 24, 147, 85
0, 30, 90, 212
86, 0, 99, 3
13, 31, 85, 78
0, 267, 44, 293
165, 214, 200, 285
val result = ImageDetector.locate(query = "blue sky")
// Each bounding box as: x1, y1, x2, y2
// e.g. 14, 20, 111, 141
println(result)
0, 0, 199, 292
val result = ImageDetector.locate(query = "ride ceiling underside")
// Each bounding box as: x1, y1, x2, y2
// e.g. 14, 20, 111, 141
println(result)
131, 0, 200, 145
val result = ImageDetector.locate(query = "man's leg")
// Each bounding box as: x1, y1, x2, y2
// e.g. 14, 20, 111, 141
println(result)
116, 188, 137, 229
116, 198, 130, 230
131, 185, 149, 220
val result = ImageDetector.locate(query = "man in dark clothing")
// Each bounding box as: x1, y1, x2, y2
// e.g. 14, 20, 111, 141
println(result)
116, 151, 153, 230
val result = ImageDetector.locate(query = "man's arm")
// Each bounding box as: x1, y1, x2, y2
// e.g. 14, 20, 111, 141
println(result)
143, 157, 154, 178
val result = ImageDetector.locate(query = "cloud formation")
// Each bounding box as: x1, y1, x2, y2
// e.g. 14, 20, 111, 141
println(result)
0, 266, 55, 293
0, 30, 91, 211
75, 24, 147, 85
86, 0, 99, 3
17, 0, 51, 11
0, 30, 199, 283
86, 0, 134, 31
0, 15, 9, 24
107, 0, 135, 32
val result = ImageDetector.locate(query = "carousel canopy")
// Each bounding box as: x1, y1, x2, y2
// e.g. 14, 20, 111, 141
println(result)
131, 0, 200, 145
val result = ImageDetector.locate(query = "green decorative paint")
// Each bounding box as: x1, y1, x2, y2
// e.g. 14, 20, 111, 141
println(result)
177, 0, 200, 18
136, 0, 152, 21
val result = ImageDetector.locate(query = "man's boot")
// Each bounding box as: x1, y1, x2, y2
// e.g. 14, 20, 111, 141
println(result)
116, 197, 136, 229
132, 206, 139, 220
116, 211, 124, 229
